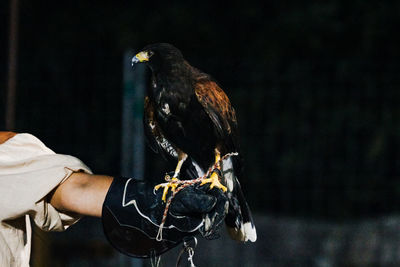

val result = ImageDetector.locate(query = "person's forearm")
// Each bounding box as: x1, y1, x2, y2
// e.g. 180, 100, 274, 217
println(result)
49, 172, 113, 217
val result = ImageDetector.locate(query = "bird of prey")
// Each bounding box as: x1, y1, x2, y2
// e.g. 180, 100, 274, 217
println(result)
131, 43, 256, 242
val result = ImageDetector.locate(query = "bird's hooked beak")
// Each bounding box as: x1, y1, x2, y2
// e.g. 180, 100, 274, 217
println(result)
131, 51, 150, 67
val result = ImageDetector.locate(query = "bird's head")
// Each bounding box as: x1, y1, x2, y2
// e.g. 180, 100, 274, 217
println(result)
131, 43, 184, 72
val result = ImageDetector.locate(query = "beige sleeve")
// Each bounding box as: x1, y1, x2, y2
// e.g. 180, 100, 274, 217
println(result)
0, 133, 92, 231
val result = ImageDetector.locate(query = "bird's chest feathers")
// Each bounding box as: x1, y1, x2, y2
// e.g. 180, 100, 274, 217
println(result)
151, 77, 191, 117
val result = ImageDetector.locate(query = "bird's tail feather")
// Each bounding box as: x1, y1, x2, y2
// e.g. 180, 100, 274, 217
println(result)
222, 158, 257, 242
224, 178, 257, 242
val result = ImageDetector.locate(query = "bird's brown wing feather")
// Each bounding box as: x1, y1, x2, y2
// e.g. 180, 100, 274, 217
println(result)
194, 81, 237, 140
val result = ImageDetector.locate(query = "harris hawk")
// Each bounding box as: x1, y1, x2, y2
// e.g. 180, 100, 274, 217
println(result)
131, 43, 256, 242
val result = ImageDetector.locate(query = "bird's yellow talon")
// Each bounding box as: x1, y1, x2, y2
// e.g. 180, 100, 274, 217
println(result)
200, 172, 227, 192
154, 184, 162, 190
154, 177, 181, 202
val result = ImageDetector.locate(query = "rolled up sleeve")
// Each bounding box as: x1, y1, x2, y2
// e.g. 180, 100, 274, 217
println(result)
0, 133, 92, 231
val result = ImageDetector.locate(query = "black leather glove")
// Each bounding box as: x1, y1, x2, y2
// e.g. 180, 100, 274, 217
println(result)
102, 177, 228, 258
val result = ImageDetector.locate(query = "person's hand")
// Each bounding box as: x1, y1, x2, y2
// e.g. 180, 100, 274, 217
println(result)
102, 177, 228, 258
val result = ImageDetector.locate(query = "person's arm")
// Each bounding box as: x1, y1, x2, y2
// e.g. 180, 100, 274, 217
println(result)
49, 172, 113, 217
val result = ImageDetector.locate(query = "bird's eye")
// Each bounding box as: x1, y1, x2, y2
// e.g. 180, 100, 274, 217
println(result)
148, 51, 154, 57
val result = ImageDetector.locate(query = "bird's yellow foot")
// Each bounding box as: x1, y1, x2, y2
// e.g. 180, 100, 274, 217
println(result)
200, 171, 227, 192
154, 177, 181, 202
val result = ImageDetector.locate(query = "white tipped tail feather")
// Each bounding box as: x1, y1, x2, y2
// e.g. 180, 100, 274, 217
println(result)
227, 222, 257, 242
221, 157, 257, 242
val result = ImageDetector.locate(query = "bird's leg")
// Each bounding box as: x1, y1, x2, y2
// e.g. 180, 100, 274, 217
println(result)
154, 152, 188, 202
170, 152, 187, 179
200, 149, 227, 192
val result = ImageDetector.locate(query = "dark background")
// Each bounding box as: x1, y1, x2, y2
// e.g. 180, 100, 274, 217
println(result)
1, 1, 400, 266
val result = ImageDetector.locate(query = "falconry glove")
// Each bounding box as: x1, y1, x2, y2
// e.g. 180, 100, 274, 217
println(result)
102, 177, 228, 258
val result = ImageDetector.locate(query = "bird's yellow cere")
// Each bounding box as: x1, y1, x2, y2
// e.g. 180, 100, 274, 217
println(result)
135, 51, 150, 62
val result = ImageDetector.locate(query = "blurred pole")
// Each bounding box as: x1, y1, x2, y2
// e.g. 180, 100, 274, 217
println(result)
120, 50, 146, 267
121, 50, 146, 179
6, 0, 19, 130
